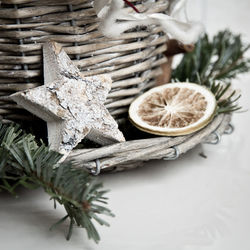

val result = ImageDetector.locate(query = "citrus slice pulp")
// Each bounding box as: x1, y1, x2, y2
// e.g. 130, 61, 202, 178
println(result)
129, 82, 217, 136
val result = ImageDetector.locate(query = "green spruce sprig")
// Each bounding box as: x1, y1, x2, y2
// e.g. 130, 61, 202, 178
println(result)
171, 30, 250, 114
210, 81, 242, 114
172, 30, 250, 85
0, 123, 113, 243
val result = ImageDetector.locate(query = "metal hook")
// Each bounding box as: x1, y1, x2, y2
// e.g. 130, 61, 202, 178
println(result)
206, 131, 221, 145
163, 146, 180, 161
89, 159, 101, 176
224, 123, 234, 135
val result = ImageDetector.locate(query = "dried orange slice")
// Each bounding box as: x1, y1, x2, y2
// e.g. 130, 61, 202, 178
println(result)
129, 82, 217, 136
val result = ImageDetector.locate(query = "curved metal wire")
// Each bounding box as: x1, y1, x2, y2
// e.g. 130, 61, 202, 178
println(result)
88, 159, 101, 176
206, 131, 221, 145
163, 146, 180, 160
224, 123, 234, 135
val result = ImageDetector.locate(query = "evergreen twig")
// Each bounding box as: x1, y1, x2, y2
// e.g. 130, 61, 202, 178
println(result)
0, 123, 113, 243
171, 30, 250, 114
172, 30, 250, 85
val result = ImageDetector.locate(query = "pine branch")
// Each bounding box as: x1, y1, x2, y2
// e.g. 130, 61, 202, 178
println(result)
210, 81, 242, 114
172, 30, 250, 85
0, 123, 113, 243
171, 30, 250, 114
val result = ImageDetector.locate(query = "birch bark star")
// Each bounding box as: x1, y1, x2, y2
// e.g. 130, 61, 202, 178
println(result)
11, 42, 125, 155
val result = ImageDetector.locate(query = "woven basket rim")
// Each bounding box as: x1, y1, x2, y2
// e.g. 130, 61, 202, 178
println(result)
67, 114, 232, 173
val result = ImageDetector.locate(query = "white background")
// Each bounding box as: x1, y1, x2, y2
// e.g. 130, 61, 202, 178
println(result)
1, 0, 250, 249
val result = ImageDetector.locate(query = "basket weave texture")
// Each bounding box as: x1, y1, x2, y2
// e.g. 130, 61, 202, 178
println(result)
0, 0, 169, 123
0, 1, 232, 173
68, 114, 232, 173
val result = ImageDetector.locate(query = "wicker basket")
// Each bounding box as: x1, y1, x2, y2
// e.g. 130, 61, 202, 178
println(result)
68, 114, 233, 173
0, 0, 169, 123
0, 0, 233, 173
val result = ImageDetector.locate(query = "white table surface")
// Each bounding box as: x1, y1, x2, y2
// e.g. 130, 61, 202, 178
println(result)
1, 1, 250, 249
